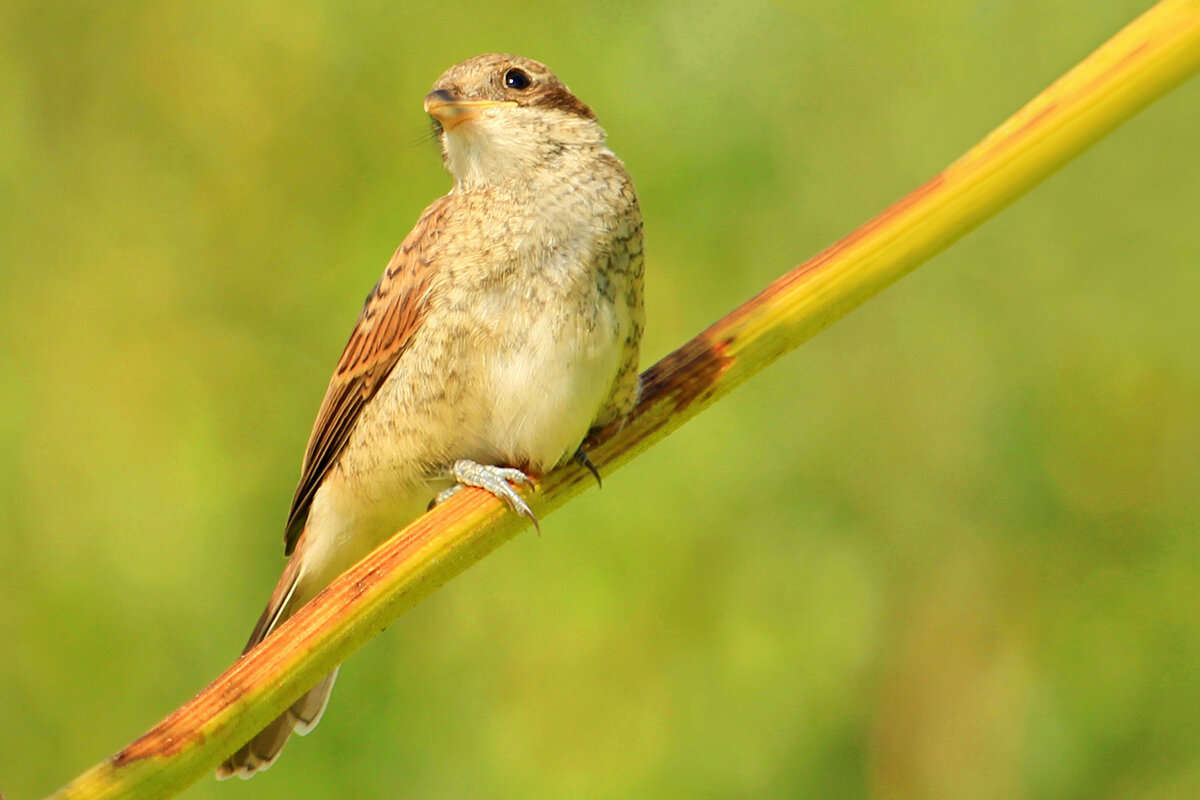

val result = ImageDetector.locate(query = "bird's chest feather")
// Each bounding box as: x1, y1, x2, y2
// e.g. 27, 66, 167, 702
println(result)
482, 297, 619, 471
461, 207, 622, 470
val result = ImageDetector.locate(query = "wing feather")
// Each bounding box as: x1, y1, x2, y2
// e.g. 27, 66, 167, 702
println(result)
282, 198, 448, 553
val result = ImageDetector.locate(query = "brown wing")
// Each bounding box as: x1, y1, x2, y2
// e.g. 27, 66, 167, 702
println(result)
283, 198, 449, 554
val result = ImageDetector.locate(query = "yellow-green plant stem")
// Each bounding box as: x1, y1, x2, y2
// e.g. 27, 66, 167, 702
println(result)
48, 2, 1200, 798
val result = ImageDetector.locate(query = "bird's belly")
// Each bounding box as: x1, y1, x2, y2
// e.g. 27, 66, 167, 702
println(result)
474, 305, 620, 473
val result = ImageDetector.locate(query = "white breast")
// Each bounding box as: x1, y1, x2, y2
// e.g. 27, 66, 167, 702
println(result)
481, 298, 621, 472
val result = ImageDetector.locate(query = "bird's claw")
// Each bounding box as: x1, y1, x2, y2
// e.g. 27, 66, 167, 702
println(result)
573, 448, 602, 488
436, 459, 540, 533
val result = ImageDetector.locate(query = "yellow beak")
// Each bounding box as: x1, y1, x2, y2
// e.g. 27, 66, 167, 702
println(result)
424, 90, 517, 130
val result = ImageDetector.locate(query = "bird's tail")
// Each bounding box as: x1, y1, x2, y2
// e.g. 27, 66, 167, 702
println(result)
216, 545, 339, 780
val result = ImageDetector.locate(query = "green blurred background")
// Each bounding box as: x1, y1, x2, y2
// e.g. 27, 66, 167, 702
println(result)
2, 1, 1198, 797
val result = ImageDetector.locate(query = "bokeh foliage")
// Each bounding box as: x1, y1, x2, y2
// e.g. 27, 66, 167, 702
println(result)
2, 1, 1198, 798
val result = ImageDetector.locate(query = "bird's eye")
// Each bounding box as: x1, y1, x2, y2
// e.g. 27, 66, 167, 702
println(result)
503, 69, 532, 90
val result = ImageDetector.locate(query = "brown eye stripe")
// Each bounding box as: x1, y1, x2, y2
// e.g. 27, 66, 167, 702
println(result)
534, 85, 596, 120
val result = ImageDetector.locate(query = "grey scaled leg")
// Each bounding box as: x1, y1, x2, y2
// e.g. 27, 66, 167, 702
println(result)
435, 459, 540, 532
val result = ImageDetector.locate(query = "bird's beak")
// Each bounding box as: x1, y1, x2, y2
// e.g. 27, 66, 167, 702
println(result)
424, 90, 517, 130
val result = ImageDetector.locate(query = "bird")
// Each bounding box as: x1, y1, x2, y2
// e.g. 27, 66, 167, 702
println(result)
217, 53, 645, 779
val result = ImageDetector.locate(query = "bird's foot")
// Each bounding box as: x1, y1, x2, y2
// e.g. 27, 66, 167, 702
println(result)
573, 448, 602, 488
436, 460, 540, 533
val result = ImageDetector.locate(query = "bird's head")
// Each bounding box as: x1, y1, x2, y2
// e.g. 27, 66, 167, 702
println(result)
424, 54, 604, 188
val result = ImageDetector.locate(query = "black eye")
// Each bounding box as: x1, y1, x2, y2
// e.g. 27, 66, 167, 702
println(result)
503, 68, 532, 90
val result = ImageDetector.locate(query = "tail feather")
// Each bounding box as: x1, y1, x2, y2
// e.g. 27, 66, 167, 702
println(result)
216, 538, 341, 780
291, 669, 338, 734
243, 552, 304, 653
216, 669, 338, 780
